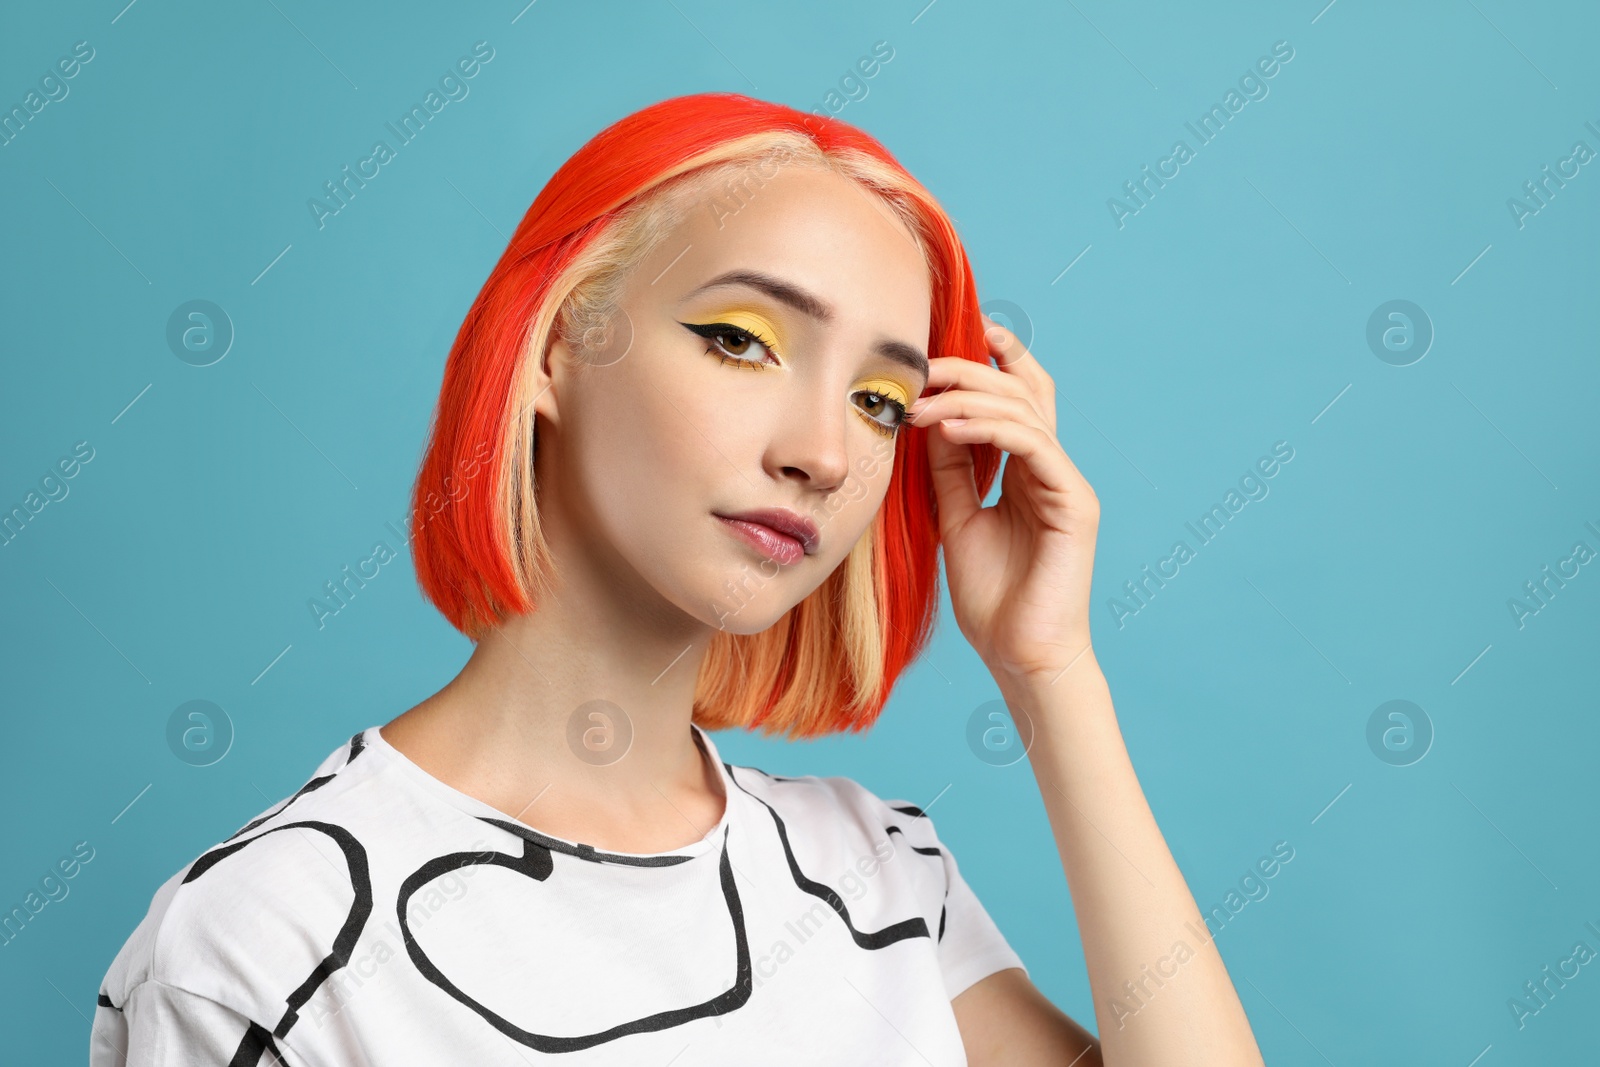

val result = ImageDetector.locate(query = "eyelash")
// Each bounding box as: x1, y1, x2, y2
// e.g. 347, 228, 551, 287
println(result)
680, 321, 909, 437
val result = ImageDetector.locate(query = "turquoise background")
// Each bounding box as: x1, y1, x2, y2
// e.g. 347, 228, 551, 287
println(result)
3, 0, 1597, 1062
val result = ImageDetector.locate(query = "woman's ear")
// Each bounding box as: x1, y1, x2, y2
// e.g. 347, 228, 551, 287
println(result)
532, 332, 566, 427
535, 303, 634, 428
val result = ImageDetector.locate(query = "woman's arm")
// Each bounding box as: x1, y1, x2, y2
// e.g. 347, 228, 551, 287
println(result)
952, 649, 1263, 1066
912, 316, 1264, 1064
984, 650, 1263, 1065
954, 965, 1102, 1065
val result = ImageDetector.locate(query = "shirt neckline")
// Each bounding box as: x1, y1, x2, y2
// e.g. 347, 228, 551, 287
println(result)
363, 721, 734, 862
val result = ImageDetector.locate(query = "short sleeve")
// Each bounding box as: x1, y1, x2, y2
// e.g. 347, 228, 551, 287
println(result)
884, 800, 1028, 1001
92, 979, 304, 1067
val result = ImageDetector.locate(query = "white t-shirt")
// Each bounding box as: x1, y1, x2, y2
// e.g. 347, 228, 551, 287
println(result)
91, 723, 1026, 1065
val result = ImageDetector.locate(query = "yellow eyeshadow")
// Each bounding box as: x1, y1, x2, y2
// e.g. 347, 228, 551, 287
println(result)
856, 377, 912, 408
696, 308, 785, 354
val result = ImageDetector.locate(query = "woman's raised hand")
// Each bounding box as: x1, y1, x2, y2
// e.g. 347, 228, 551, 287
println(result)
910, 314, 1100, 686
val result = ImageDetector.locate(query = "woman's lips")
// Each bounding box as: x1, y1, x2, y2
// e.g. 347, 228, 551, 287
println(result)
715, 515, 804, 566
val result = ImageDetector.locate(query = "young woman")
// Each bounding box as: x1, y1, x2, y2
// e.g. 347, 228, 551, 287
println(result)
93, 93, 1264, 1065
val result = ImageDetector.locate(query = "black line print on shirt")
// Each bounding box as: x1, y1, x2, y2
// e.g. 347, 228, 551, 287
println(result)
884, 804, 953, 944
396, 818, 753, 1053
224, 730, 369, 843
729, 764, 945, 949
229, 1021, 286, 1067
94, 733, 373, 1049
884, 822, 949, 944
180, 820, 374, 1065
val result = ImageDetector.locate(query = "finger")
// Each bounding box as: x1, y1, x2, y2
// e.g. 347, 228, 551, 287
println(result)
934, 416, 1078, 497
908, 387, 1047, 436
923, 354, 1036, 404
978, 316, 1057, 431
979, 314, 1047, 378
944, 412, 1099, 503
923, 416, 983, 539
921, 356, 1050, 431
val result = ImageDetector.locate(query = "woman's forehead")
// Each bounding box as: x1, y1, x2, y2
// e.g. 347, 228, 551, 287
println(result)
649, 167, 930, 321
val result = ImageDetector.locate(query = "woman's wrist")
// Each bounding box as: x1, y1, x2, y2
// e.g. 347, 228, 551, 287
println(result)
987, 639, 1104, 703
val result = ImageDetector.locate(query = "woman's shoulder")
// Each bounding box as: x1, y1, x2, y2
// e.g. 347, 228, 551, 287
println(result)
719, 752, 1029, 997
722, 754, 958, 874
98, 729, 392, 1015
722, 749, 936, 820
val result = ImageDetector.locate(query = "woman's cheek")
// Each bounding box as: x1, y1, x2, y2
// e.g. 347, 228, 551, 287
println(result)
672, 367, 771, 462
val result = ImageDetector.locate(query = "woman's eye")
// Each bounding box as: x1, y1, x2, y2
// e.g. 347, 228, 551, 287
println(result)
854, 390, 908, 436
680, 321, 778, 367
681, 320, 905, 436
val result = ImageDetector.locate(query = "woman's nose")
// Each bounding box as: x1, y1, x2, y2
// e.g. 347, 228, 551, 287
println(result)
769, 382, 851, 491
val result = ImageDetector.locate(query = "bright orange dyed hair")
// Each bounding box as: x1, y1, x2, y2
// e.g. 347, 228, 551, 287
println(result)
409, 92, 999, 740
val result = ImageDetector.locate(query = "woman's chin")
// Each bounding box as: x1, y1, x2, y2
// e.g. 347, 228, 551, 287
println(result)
702, 593, 795, 636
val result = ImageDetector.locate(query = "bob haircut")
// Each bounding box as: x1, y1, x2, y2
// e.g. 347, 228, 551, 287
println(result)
409, 91, 999, 741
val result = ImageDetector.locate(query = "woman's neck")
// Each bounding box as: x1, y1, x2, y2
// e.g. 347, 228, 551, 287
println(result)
380, 598, 727, 855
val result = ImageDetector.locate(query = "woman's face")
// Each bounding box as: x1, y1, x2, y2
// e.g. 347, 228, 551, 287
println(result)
535, 162, 933, 635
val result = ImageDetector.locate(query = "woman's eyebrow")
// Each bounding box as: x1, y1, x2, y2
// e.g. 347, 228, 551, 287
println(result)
874, 340, 930, 385
689, 268, 930, 382
691, 269, 834, 322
